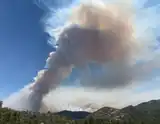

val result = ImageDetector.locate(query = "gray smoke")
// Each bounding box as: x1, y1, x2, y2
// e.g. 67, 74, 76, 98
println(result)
78, 57, 160, 89
28, 1, 138, 112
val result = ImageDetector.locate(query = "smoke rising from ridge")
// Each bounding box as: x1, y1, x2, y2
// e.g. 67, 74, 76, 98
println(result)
2, 0, 160, 112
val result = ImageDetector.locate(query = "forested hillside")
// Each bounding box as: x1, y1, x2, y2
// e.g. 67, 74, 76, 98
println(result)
0, 100, 160, 124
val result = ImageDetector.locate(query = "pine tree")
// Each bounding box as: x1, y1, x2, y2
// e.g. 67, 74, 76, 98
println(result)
88, 117, 94, 124
84, 119, 88, 124
123, 120, 127, 124
0, 101, 2, 108
116, 120, 120, 124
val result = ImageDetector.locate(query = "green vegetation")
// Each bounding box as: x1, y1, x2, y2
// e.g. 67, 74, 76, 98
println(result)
0, 107, 158, 124
0, 107, 73, 124
0, 100, 160, 124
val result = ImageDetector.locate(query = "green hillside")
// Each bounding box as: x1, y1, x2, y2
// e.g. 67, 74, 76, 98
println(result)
0, 99, 160, 124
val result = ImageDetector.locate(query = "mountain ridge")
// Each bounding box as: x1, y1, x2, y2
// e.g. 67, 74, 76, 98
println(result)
54, 99, 160, 123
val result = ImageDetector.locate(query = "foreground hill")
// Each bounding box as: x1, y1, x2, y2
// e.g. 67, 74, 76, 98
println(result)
0, 107, 74, 124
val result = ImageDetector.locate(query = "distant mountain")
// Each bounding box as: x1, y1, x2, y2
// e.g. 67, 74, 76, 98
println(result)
55, 110, 91, 120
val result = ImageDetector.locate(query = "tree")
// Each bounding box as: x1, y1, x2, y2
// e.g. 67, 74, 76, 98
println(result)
123, 120, 127, 124
140, 121, 145, 124
0, 101, 2, 108
88, 117, 94, 124
84, 119, 88, 124
116, 120, 120, 124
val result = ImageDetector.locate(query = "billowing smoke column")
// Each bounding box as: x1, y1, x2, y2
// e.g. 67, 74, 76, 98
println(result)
28, 57, 72, 111
28, 0, 141, 112
3, 0, 160, 112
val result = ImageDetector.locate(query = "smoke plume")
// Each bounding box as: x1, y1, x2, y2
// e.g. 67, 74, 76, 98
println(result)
2, 0, 160, 112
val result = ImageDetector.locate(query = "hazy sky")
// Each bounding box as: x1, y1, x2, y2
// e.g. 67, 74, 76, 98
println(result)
0, 0, 160, 99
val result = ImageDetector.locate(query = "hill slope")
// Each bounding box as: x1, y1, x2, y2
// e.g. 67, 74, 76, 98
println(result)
53, 99, 160, 123
88, 99, 160, 124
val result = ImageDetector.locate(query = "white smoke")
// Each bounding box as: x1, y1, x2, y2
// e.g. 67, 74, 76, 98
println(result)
2, 0, 160, 113
3, 84, 160, 112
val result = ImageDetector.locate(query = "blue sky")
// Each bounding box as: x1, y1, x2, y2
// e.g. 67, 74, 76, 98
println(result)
0, 0, 160, 99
